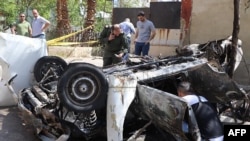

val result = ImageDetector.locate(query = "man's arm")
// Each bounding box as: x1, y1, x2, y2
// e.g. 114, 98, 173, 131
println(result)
117, 34, 128, 58
147, 22, 156, 43
11, 26, 16, 34
115, 35, 128, 58
42, 22, 50, 32
99, 27, 111, 45
122, 34, 128, 53
28, 24, 32, 37
41, 17, 50, 32
129, 23, 136, 34
134, 28, 139, 42
148, 29, 156, 41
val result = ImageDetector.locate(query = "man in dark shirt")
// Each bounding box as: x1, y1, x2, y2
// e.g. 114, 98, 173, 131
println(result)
177, 81, 224, 141
101, 24, 128, 67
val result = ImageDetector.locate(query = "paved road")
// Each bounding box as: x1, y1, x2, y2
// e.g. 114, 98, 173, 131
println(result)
0, 106, 40, 141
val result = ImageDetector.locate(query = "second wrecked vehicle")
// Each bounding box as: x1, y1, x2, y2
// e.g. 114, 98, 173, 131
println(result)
17, 36, 250, 141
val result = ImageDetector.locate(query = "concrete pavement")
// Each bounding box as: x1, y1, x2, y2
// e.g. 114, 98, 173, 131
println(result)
0, 106, 40, 141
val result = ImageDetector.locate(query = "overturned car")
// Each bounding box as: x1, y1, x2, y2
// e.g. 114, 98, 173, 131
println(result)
16, 36, 250, 141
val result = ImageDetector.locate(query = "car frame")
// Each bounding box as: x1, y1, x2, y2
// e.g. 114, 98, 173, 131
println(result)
15, 36, 250, 141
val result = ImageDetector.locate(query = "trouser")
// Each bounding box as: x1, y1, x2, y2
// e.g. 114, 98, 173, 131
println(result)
126, 36, 131, 53
135, 42, 150, 56
103, 55, 122, 67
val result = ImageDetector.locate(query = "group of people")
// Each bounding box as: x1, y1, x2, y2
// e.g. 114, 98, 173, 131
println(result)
11, 9, 225, 140
101, 11, 156, 67
11, 9, 50, 39
100, 11, 224, 141
12, 10, 155, 66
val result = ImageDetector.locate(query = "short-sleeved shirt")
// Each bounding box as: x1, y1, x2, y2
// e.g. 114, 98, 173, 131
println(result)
14, 21, 31, 37
32, 16, 49, 36
136, 19, 155, 43
119, 21, 135, 38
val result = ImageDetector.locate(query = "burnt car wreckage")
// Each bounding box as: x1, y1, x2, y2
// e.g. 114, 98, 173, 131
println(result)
16, 36, 250, 141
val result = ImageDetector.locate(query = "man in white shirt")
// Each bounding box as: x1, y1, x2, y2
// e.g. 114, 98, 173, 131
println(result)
31, 9, 50, 39
119, 18, 135, 53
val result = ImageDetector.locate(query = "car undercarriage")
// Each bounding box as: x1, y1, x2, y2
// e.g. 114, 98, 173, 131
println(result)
13, 36, 250, 141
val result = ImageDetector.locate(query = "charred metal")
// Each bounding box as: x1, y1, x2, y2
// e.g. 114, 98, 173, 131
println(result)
14, 36, 250, 141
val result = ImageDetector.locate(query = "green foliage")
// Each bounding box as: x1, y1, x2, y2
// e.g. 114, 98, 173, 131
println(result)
67, 0, 113, 32
95, 0, 113, 32
0, 1, 19, 26
119, 0, 144, 8
0, 0, 55, 27
0, 0, 139, 33
24, 0, 56, 25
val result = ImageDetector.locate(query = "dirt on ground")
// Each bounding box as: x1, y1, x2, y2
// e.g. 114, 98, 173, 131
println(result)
0, 106, 40, 141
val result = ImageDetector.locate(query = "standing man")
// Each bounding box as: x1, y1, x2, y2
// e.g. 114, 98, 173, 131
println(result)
134, 11, 156, 56
102, 24, 128, 67
31, 9, 50, 39
11, 13, 32, 37
177, 81, 224, 141
119, 18, 135, 53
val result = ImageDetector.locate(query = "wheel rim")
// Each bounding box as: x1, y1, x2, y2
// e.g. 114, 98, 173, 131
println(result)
67, 71, 100, 106
40, 62, 64, 79
71, 77, 96, 100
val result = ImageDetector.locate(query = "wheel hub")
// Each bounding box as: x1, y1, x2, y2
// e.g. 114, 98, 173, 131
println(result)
71, 77, 96, 100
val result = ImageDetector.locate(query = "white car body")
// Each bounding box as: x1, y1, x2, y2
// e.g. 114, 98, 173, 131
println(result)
0, 32, 48, 106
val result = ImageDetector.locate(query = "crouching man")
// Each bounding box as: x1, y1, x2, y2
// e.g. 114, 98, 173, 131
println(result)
177, 81, 224, 141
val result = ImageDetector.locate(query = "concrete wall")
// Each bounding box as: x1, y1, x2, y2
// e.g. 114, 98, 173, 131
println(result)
48, 46, 93, 58
130, 28, 180, 57
182, 0, 250, 84
48, 0, 250, 84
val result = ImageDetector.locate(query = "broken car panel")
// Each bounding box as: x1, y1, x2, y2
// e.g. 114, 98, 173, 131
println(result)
0, 33, 48, 106
1, 32, 248, 141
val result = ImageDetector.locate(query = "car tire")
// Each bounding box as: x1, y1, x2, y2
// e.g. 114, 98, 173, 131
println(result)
34, 56, 67, 82
57, 63, 108, 112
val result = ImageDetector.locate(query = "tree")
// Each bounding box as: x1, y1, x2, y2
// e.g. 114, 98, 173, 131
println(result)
0, 1, 19, 26
94, 0, 113, 31
56, 0, 70, 37
80, 0, 114, 41
0, 0, 55, 28
84, 0, 96, 28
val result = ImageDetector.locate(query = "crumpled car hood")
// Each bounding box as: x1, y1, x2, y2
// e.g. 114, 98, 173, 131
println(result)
0, 33, 48, 106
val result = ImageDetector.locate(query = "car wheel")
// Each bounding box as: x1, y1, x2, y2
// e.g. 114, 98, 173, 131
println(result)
57, 63, 108, 112
34, 56, 67, 82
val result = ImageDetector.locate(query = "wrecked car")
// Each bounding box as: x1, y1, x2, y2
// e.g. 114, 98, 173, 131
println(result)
15, 36, 250, 141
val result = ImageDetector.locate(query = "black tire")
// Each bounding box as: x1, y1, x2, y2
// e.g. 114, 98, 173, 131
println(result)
57, 63, 108, 112
34, 56, 67, 82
